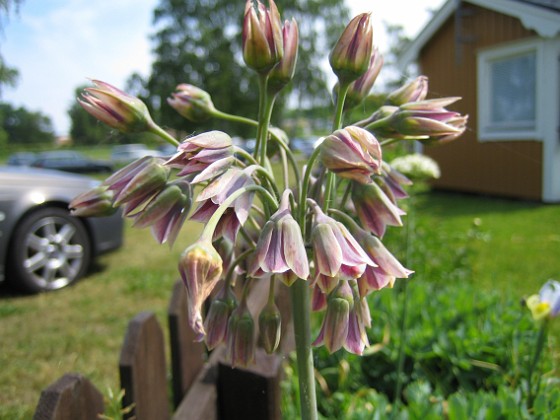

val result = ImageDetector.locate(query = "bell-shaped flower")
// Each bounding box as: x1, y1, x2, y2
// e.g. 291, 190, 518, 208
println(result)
132, 180, 192, 246
351, 226, 413, 297
190, 167, 256, 242
242, 0, 283, 74
258, 301, 282, 354
226, 301, 256, 367
311, 285, 327, 312
178, 239, 223, 340
204, 283, 237, 350
389, 97, 464, 139
69, 185, 117, 217
329, 13, 373, 84
103, 156, 169, 213
167, 84, 217, 123
346, 282, 371, 355
268, 18, 299, 95
342, 48, 384, 110
352, 181, 406, 238
313, 280, 353, 353
251, 190, 309, 280
385, 75, 428, 106
423, 114, 468, 145
526, 280, 560, 321
165, 131, 234, 182
379, 162, 413, 202
320, 125, 382, 184
78, 80, 155, 133
310, 201, 374, 283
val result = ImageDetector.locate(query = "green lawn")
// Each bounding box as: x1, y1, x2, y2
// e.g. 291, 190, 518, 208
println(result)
0, 191, 558, 418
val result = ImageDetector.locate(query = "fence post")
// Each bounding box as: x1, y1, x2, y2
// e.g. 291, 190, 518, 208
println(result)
119, 311, 170, 419
168, 280, 206, 408
33, 373, 104, 420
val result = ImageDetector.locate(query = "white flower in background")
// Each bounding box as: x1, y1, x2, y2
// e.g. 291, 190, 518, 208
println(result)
390, 153, 441, 181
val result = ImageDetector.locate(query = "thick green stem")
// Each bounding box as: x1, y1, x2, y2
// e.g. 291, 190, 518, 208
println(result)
211, 109, 259, 127
291, 278, 318, 420
527, 319, 549, 409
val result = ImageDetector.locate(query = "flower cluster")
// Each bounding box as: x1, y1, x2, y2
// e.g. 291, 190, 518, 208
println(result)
72, 0, 466, 388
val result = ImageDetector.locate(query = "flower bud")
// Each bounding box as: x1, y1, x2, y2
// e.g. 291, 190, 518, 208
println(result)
313, 281, 354, 353
69, 185, 116, 217
78, 80, 155, 133
204, 285, 237, 350
329, 13, 373, 84
258, 302, 282, 354
343, 48, 383, 110
385, 75, 428, 106
268, 18, 299, 95
242, 0, 284, 74
178, 240, 223, 340
226, 303, 256, 367
167, 84, 217, 122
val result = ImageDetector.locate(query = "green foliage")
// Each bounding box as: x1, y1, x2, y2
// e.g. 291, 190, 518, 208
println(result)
135, 0, 349, 137
0, 102, 55, 144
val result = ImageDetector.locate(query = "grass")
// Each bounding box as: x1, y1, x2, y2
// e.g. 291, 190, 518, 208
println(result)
0, 190, 558, 418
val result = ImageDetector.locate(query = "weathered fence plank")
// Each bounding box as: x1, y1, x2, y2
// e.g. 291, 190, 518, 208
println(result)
33, 373, 104, 420
217, 348, 283, 420
119, 311, 170, 419
168, 280, 206, 408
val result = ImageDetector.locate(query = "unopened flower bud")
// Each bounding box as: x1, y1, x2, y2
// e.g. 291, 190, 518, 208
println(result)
226, 302, 256, 367
69, 185, 116, 217
78, 80, 155, 133
204, 285, 237, 350
268, 19, 299, 95
258, 302, 282, 354
167, 84, 217, 122
343, 48, 383, 110
179, 240, 223, 340
386, 75, 428, 106
329, 13, 373, 84
242, 0, 284, 74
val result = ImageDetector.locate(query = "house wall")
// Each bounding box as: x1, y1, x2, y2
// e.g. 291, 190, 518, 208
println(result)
419, 3, 543, 200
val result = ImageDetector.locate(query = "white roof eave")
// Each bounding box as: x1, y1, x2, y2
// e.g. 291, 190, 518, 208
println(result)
399, 0, 560, 68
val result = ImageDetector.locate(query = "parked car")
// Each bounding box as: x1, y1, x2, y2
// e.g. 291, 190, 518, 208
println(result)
291, 138, 316, 157
111, 144, 162, 165
0, 166, 124, 293
31, 151, 113, 174
6, 152, 37, 166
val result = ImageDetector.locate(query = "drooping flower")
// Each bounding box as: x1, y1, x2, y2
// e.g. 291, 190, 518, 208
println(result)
329, 13, 374, 84
132, 180, 192, 246
69, 185, 117, 217
310, 201, 374, 286
346, 281, 371, 354
178, 240, 223, 340
342, 48, 384, 110
259, 301, 282, 354
103, 156, 169, 213
167, 84, 217, 123
385, 75, 429, 106
242, 0, 284, 74
165, 131, 234, 183
526, 280, 560, 321
226, 301, 256, 367
351, 181, 405, 238
268, 18, 299, 95
352, 226, 414, 297
320, 125, 382, 184
78, 80, 155, 133
313, 280, 353, 353
204, 283, 237, 350
251, 190, 309, 280
378, 162, 413, 202
190, 167, 256, 241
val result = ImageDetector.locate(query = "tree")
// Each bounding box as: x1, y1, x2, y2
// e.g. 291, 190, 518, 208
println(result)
131, 0, 349, 138
0, 0, 23, 96
0, 102, 55, 145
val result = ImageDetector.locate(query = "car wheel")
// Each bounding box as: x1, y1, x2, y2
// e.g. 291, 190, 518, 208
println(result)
8, 207, 92, 293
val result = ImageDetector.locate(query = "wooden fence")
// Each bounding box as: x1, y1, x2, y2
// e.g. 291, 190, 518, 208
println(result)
32, 278, 294, 420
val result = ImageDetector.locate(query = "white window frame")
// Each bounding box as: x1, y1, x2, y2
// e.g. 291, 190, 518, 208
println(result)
477, 38, 544, 141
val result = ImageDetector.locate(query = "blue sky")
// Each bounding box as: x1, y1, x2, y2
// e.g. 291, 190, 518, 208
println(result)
1, 0, 444, 136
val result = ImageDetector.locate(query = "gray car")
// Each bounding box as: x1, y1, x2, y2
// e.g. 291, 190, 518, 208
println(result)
0, 166, 123, 293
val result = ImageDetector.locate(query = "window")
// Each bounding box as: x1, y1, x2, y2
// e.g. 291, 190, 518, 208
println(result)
477, 39, 543, 141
